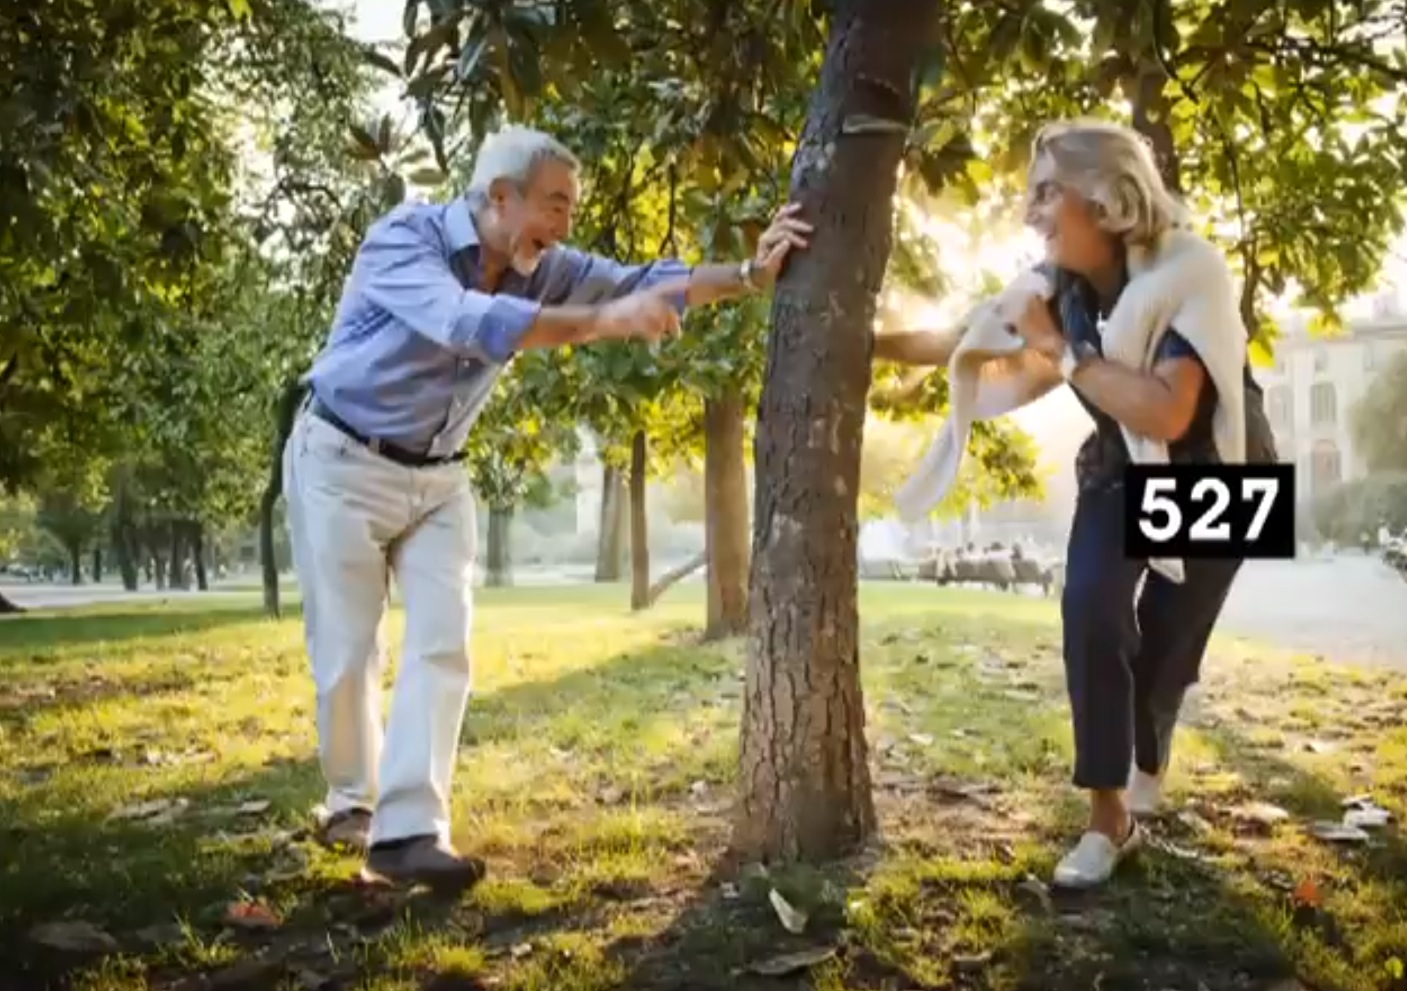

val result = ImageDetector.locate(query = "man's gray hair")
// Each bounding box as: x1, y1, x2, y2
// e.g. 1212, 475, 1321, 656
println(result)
468, 125, 580, 195
1030, 118, 1188, 247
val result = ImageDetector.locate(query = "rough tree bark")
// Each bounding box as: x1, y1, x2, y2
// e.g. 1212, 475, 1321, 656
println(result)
486, 506, 513, 587
91, 547, 102, 583
704, 389, 750, 640
67, 542, 82, 586
628, 431, 650, 611
735, 0, 937, 863
594, 464, 626, 582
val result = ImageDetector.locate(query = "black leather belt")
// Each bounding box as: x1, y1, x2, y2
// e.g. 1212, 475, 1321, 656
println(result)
309, 398, 465, 468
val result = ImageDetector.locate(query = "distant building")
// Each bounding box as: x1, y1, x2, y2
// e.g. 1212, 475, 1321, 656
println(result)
1260, 296, 1407, 505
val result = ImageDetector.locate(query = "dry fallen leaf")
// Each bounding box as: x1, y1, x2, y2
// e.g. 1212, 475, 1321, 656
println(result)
1308, 821, 1370, 844
107, 798, 186, 823
223, 900, 280, 930
1292, 877, 1322, 908
29, 920, 118, 954
769, 889, 808, 934
1231, 801, 1291, 826
1343, 807, 1392, 829
1177, 811, 1215, 835
744, 946, 837, 977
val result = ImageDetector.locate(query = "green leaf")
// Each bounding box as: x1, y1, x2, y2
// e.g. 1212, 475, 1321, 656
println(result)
404, 12, 463, 77
347, 124, 383, 161
407, 167, 448, 186
457, 32, 490, 81
362, 44, 402, 78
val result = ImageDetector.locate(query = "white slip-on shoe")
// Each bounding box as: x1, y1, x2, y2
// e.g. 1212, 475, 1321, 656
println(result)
1052, 821, 1143, 889
1126, 768, 1164, 817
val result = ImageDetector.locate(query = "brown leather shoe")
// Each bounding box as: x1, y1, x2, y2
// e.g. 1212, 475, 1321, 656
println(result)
316, 808, 372, 852
362, 836, 486, 893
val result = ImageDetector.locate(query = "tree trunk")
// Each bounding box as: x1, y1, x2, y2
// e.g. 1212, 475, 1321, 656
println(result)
628, 431, 650, 611
113, 498, 139, 591
645, 550, 708, 607
262, 379, 307, 618
704, 389, 750, 640
190, 521, 208, 591
594, 464, 626, 582
91, 547, 102, 583
736, 0, 934, 863
67, 542, 82, 586
486, 506, 513, 587
168, 522, 188, 590
1126, 23, 1182, 196
145, 532, 159, 587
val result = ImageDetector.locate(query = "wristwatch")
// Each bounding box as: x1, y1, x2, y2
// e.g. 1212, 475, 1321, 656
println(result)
1058, 340, 1099, 380
739, 258, 763, 292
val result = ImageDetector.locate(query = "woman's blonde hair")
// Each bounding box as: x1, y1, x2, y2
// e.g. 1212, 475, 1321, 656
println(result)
1029, 119, 1188, 247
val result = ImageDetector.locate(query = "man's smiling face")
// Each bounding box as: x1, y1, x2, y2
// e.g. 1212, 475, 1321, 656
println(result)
491, 158, 580, 277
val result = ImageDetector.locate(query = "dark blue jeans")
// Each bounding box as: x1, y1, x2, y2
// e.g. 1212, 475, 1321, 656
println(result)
1061, 484, 1242, 790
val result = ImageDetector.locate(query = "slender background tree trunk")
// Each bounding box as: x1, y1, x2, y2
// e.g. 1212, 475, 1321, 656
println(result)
190, 521, 208, 591
486, 506, 513, 587
595, 464, 626, 582
628, 431, 650, 611
169, 522, 188, 590
736, 0, 937, 863
704, 389, 750, 639
67, 543, 82, 586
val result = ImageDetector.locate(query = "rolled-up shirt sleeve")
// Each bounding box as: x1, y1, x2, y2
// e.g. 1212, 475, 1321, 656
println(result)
356, 211, 539, 364
538, 247, 693, 315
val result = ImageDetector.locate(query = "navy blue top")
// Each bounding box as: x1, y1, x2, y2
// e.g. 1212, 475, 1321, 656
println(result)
1049, 268, 1221, 489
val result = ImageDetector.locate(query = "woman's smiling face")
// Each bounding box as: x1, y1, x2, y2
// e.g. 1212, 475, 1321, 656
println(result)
1024, 151, 1117, 277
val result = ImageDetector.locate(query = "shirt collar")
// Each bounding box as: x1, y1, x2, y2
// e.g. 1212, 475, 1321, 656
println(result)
445, 193, 483, 255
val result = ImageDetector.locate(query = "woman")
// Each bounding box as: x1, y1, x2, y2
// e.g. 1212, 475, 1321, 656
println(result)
875, 119, 1275, 889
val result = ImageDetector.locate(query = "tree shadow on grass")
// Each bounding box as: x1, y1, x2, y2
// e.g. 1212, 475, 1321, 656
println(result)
586, 682, 1407, 991
0, 598, 286, 653
0, 753, 326, 989
5, 595, 1403, 991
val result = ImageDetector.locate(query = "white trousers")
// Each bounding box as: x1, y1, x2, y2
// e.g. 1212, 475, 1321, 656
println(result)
283, 411, 476, 845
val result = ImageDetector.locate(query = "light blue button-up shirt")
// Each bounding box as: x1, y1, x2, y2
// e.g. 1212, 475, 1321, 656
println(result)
306, 193, 692, 458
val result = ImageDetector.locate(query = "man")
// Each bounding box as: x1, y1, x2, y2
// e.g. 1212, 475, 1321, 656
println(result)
284, 124, 810, 889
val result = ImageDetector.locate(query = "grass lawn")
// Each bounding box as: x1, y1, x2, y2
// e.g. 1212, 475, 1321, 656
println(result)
1, 582, 1405, 991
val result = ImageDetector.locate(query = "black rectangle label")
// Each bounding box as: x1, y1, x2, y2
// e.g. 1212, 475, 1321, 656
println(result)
1122, 463, 1296, 559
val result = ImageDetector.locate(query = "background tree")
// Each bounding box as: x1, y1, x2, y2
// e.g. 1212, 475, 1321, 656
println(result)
1352, 350, 1407, 476
465, 354, 581, 587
